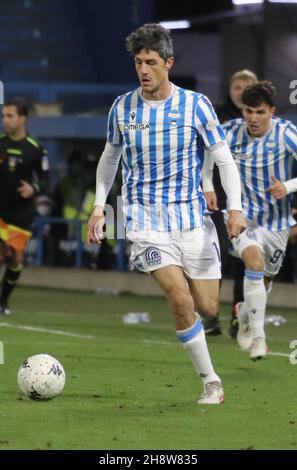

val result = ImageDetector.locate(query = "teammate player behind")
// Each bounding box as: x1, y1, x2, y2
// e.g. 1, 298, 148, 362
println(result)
204, 69, 258, 337
203, 81, 297, 360
0, 97, 49, 314
87, 24, 246, 404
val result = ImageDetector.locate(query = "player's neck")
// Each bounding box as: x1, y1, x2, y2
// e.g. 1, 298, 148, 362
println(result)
142, 81, 172, 101
7, 129, 27, 141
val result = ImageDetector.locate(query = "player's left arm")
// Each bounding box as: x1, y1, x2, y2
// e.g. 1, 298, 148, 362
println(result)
197, 96, 246, 237
268, 123, 297, 200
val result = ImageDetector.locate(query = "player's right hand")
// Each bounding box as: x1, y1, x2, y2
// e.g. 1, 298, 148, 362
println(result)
204, 191, 219, 211
87, 213, 105, 245
227, 210, 247, 239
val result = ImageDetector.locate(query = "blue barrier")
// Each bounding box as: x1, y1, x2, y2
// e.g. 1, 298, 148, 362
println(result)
34, 217, 84, 268
33, 216, 127, 271
4, 82, 137, 103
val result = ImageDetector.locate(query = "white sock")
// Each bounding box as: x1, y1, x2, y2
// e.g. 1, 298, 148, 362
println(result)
176, 316, 221, 386
238, 302, 249, 322
244, 270, 266, 339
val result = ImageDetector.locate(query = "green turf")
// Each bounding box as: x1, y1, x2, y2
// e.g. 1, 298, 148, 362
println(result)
0, 286, 297, 450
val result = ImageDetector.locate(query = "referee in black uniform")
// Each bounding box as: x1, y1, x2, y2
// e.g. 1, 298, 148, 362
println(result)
0, 97, 49, 314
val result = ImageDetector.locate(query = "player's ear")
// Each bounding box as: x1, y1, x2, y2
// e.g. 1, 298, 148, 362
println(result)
270, 106, 276, 117
165, 57, 174, 72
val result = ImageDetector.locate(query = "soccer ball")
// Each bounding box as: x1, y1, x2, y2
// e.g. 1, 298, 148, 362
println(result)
17, 354, 66, 400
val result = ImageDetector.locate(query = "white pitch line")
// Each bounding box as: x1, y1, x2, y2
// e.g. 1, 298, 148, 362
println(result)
267, 351, 290, 358
0, 322, 96, 339
0, 322, 293, 357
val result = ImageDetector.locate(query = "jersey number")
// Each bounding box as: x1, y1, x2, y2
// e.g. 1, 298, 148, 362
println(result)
270, 249, 284, 265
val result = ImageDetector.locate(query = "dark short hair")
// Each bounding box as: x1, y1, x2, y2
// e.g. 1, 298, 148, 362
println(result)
126, 23, 173, 62
4, 97, 29, 116
242, 81, 276, 108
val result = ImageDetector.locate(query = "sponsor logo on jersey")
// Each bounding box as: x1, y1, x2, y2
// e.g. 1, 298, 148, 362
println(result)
124, 123, 151, 131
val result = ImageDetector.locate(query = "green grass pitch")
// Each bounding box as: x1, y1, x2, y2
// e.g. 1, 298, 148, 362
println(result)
0, 286, 297, 450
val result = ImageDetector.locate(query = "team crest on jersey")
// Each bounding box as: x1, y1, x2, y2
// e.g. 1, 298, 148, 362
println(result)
266, 141, 275, 149
144, 247, 162, 266
233, 145, 241, 153
168, 109, 181, 120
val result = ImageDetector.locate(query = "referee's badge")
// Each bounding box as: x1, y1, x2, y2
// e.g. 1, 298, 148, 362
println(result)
8, 156, 17, 171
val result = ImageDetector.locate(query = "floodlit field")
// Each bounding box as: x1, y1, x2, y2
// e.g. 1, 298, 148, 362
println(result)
0, 286, 296, 450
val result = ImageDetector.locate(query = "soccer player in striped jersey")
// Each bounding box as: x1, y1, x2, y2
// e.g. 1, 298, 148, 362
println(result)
203, 81, 297, 360
87, 24, 246, 404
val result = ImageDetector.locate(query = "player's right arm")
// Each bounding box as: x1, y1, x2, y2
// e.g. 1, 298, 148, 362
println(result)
88, 98, 123, 244
87, 141, 122, 244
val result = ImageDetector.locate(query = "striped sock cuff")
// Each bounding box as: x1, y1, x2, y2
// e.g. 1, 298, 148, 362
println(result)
245, 269, 264, 281
176, 318, 203, 343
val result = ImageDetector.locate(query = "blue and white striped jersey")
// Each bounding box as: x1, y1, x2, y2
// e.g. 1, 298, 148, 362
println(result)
107, 84, 226, 232
223, 117, 297, 231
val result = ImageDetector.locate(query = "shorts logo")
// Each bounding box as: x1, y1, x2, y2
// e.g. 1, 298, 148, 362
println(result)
144, 247, 162, 266
134, 256, 143, 270
246, 229, 257, 240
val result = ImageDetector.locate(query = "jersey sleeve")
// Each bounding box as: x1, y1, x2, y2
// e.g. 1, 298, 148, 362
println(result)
107, 98, 123, 146
284, 122, 297, 159
195, 95, 227, 149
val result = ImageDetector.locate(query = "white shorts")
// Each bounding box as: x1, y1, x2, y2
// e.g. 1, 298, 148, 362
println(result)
230, 219, 289, 277
127, 217, 221, 280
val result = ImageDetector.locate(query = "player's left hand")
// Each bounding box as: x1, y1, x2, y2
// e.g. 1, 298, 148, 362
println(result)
17, 180, 34, 198
227, 210, 247, 239
267, 176, 287, 200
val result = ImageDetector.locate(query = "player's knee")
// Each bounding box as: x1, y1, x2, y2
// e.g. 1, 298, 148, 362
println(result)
244, 258, 264, 273
242, 247, 264, 272
199, 298, 219, 317
169, 289, 194, 316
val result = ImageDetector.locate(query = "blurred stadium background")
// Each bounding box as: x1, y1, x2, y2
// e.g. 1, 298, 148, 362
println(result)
0, 0, 296, 303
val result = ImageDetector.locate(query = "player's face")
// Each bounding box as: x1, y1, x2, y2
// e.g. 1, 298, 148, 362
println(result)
2, 106, 26, 135
134, 49, 173, 99
242, 102, 276, 137
230, 79, 255, 109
